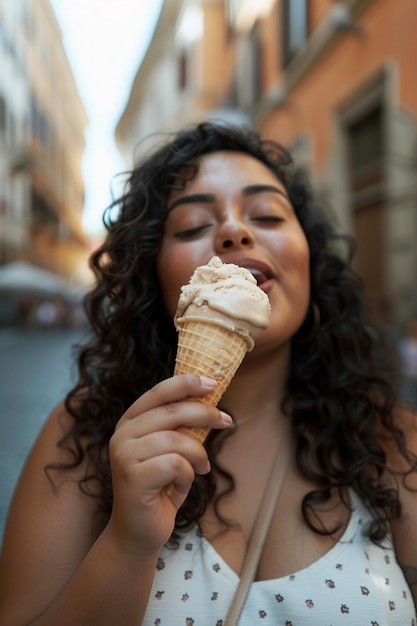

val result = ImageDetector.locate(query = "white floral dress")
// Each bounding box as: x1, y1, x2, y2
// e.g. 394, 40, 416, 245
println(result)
142, 492, 416, 625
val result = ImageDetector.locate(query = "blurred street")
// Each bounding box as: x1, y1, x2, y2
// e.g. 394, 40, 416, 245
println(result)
0, 326, 86, 543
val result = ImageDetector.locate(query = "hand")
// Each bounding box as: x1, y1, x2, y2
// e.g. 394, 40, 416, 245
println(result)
106, 374, 232, 559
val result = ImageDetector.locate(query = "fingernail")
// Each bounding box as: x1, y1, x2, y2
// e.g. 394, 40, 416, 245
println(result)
203, 459, 211, 474
200, 376, 217, 388
220, 411, 233, 424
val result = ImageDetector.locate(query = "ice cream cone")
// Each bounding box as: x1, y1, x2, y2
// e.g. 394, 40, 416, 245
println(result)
164, 318, 248, 496
164, 256, 271, 495
174, 318, 249, 443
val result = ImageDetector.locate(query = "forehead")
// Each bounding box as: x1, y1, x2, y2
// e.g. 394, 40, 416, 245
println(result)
164, 150, 291, 215
183, 150, 286, 192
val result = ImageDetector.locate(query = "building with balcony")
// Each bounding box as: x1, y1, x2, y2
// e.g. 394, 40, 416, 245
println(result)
0, 0, 30, 266
0, 0, 90, 287
116, 0, 417, 328
25, 0, 89, 281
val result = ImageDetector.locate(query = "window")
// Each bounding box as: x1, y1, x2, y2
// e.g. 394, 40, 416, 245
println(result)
30, 97, 51, 147
31, 190, 59, 235
0, 94, 6, 134
178, 49, 188, 90
225, 0, 240, 29
248, 22, 261, 103
235, 22, 261, 109
8, 110, 16, 146
282, 0, 309, 67
345, 102, 387, 322
347, 105, 384, 202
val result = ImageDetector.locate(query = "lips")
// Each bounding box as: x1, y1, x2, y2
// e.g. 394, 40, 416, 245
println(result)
223, 257, 275, 288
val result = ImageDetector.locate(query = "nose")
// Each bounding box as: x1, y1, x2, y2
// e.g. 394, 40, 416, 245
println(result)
215, 216, 255, 251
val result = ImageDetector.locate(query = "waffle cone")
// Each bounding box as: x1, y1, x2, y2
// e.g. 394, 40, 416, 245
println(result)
174, 318, 248, 444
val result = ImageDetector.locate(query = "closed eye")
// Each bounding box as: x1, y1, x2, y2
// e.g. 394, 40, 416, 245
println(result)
253, 216, 284, 223
174, 224, 211, 239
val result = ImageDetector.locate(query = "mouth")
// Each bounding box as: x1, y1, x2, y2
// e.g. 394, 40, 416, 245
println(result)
225, 257, 275, 289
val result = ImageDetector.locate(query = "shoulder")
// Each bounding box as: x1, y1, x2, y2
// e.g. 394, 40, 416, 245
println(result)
3, 397, 104, 543
382, 404, 417, 606
0, 401, 102, 623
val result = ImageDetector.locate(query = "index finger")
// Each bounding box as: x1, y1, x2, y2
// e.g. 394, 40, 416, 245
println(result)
122, 374, 218, 421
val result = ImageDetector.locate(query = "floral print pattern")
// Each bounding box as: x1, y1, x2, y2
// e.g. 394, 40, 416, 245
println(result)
142, 493, 416, 625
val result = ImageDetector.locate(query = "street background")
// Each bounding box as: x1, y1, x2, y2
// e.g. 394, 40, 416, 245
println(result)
1, 0, 417, 554
0, 327, 86, 543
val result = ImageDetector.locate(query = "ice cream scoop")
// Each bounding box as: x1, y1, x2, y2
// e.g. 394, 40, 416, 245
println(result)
175, 255, 271, 351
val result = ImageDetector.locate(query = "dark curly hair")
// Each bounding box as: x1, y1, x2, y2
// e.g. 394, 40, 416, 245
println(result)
49, 121, 414, 543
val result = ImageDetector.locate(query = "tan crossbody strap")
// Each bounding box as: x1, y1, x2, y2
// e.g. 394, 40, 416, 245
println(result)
224, 449, 289, 626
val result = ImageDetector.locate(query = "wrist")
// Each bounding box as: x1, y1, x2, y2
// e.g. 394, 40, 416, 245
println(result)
100, 520, 162, 565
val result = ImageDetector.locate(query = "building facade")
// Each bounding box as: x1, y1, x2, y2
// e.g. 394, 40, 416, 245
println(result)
0, 0, 89, 284
116, 0, 417, 328
0, 0, 30, 266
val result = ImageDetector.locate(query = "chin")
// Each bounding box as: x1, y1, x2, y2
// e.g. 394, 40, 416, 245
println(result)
247, 331, 292, 359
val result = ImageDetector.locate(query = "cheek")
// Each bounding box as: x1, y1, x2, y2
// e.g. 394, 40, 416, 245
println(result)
275, 230, 310, 281
157, 246, 200, 318
292, 244, 311, 326
295, 243, 311, 289
274, 233, 311, 313
289, 240, 311, 304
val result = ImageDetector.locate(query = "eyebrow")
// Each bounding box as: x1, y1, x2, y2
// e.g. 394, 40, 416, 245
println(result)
167, 184, 289, 213
167, 193, 215, 213
242, 184, 289, 200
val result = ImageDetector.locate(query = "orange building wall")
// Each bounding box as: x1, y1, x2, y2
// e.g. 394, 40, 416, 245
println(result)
197, 2, 234, 104
258, 0, 417, 170
258, 5, 279, 91
308, 0, 333, 30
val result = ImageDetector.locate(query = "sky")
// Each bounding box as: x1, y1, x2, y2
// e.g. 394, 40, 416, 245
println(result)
49, 0, 164, 236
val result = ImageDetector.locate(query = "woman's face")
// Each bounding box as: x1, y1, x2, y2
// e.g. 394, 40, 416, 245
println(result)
157, 151, 311, 351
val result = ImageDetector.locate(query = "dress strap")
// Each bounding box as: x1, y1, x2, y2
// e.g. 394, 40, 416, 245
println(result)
225, 448, 291, 625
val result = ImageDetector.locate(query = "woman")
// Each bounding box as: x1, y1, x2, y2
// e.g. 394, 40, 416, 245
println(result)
0, 122, 416, 625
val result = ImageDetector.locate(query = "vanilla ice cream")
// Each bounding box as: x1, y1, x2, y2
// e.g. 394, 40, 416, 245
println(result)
175, 256, 271, 350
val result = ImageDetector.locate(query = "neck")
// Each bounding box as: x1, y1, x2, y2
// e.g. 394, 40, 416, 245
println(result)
211, 342, 295, 518
219, 341, 290, 425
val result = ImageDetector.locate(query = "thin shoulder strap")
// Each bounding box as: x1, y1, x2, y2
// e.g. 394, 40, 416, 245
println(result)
224, 450, 289, 625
